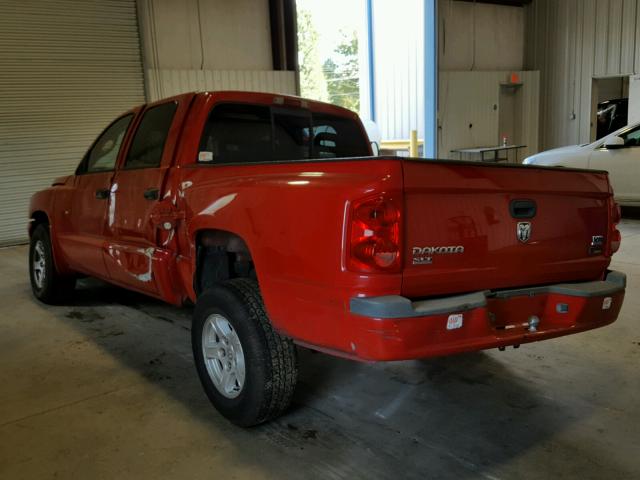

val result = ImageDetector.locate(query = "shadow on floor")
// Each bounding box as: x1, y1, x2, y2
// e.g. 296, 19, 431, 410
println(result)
48, 277, 608, 480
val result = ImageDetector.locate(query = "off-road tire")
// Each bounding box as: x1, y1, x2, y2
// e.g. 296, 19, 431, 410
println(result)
192, 278, 298, 427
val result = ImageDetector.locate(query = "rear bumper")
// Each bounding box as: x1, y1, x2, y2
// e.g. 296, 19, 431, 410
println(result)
348, 271, 626, 361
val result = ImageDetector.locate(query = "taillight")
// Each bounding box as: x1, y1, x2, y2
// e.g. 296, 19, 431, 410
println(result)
608, 199, 621, 255
348, 194, 402, 272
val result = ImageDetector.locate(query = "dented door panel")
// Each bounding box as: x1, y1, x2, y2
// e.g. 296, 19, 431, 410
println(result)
103, 96, 192, 297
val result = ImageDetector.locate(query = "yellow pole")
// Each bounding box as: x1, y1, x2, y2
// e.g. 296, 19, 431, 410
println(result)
409, 129, 418, 157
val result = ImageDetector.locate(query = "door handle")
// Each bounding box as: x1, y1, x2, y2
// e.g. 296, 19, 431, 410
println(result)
510, 199, 537, 219
95, 188, 109, 200
143, 188, 159, 200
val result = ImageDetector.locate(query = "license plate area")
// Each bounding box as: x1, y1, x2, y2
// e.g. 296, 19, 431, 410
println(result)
487, 294, 548, 331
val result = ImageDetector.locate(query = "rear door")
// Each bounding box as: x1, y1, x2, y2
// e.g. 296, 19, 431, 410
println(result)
104, 98, 186, 294
589, 126, 640, 203
58, 114, 134, 277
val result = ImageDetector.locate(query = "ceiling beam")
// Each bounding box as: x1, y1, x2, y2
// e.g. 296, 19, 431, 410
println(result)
268, 0, 298, 72
454, 0, 532, 7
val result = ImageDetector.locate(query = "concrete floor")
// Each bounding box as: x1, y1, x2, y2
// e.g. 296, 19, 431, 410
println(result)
1, 224, 639, 480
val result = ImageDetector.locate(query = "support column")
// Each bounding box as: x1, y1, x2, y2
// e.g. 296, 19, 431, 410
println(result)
423, 0, 437, 157
366, 0, 376, 122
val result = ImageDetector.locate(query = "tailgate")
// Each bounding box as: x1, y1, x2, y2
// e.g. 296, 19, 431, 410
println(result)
402, 160, 612, 298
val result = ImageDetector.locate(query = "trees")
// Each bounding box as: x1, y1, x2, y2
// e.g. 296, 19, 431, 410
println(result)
297, 9, 328, 102
297, 9, 360, 112
323, 31, 360, 112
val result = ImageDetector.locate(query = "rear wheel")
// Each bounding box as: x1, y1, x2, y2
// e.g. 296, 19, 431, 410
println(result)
192, 278, 298, 426
29, 224, 75, 304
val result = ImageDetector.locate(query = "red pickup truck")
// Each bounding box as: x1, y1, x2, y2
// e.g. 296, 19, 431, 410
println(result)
29, 91, 625, 426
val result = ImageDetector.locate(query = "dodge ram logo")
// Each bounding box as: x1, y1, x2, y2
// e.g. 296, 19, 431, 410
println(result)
517, 222, 532, 243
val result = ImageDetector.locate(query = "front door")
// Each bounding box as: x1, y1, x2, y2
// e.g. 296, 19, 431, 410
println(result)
105, 100, 181, 295
58, 114, 134, 278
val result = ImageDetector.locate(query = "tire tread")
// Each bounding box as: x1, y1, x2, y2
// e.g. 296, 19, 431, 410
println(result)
225, 278, 298, 424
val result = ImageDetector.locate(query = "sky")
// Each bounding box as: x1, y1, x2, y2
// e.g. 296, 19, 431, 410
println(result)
297, 0, 364, 62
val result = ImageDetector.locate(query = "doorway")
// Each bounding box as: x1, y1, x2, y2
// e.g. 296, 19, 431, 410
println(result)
591, 76, 629, 141
499, 83, 523, 150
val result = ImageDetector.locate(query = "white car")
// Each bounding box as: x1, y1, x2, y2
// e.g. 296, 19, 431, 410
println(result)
524, 123, 640, 205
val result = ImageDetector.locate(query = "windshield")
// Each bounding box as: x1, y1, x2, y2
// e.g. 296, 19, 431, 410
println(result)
591, 123, 639, 148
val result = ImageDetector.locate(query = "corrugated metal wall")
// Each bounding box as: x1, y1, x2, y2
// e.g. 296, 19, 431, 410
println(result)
525, 0, 640, 150
371, 0, 425, 141
145, 69, 297, 101
137, 1, 296, 105
0, 0, 145, 246
136, 0, 274, 71
438, 0, 524, 72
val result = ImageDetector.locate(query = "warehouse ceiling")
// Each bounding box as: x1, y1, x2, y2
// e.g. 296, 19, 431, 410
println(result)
454, 0, 532, 6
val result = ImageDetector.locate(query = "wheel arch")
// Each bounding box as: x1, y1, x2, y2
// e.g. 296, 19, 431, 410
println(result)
29, 210, 50, 237
193, 228, 256, 297
29, 208, 73, 276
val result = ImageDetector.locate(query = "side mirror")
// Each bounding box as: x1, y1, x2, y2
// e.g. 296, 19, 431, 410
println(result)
604, 136, 625, 149
370, 141, 380, 156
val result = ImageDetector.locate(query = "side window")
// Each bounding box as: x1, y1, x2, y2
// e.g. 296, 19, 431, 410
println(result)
621, 127, 640, 147
199, 103, 272, 164
82, 115, 132, 174
124, 102, 177, 169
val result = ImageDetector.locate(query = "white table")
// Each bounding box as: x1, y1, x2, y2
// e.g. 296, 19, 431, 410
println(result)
450, 145, 527, 163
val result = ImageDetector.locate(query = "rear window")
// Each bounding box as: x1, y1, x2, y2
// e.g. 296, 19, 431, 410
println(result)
198, 103, 370, 164
311, 113, 371, 159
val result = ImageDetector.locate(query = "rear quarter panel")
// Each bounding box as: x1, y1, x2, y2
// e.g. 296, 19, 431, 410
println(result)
176, 159, 403, 354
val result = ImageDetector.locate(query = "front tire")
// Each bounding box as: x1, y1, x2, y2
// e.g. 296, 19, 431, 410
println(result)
29, 224, 75, 304
192, 278, 298, 427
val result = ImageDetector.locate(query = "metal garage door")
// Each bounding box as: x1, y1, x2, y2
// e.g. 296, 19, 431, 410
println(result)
0, 0, 145, 246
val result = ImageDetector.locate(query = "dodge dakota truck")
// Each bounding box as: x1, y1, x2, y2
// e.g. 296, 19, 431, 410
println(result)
29, 91, 625, 426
